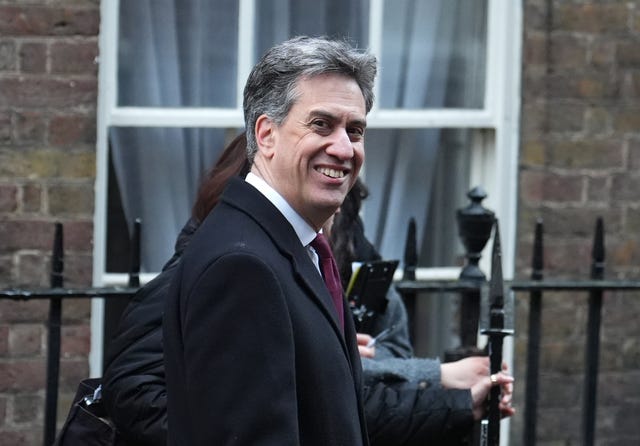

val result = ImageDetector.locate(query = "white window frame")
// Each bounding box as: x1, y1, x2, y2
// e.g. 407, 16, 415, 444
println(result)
93, 1, 522, 423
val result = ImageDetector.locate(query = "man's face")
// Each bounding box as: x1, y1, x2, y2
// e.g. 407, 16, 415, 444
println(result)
254, 73, 366, 231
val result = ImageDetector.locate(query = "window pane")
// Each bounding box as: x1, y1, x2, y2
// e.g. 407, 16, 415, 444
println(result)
117, 0, 239, 107
107, 127, 243, 272
255, 0, 369, 60
362, 128, 473, 266
379, 0, 487, 109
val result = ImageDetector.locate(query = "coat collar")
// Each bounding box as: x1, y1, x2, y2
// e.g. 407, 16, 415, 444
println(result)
221, 177, 347, 344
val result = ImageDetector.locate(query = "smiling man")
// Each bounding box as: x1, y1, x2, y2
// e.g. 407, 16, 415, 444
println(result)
163, 37, 377, 445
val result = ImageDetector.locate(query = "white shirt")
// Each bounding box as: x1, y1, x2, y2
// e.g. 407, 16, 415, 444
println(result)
245, 172, 322, 273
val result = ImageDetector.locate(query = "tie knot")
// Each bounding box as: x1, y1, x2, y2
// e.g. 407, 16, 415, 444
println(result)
311, 233, 332, 259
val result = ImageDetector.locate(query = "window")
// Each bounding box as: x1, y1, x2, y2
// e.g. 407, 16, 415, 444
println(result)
93, 0, 522, 375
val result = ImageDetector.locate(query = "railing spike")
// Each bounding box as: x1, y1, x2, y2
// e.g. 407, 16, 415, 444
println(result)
128, 218, 141, 288
403, 217, 417, 281
50, 222, 64, 288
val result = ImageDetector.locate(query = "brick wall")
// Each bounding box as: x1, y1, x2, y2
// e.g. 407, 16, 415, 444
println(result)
517, 1, 640, 444
0, 0, 99, 443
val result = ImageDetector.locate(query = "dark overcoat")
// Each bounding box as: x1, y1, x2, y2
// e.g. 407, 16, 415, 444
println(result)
163, 177, 369, 445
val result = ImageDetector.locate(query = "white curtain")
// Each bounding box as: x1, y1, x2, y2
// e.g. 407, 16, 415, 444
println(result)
363, 0, 485, 265
110, 0, 485, 272
111, 0, 239, 271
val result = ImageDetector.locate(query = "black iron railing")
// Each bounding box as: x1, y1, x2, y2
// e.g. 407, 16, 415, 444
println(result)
396, 199, 640, 446
2, 190, 640, 446
0, 221, 140, 446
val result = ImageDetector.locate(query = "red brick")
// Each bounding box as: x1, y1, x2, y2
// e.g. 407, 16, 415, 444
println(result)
542, 173, 584, 202
14, 111, 46, 145
62, 252, 92, 286
586, 176, 610, 202
0, 256, 13, 287
18, 41, 45, 73
0, 6, 99, 37
0, 149, 95, 179
550, 34, 588, 68
0, 301, 49, 323
553, 3, 629, 34
15, 253, 48, 288
8, 323, 43, 357
59, 358, 88, 392
631, 70, 640, 99
523, 31, 547, 66
60, 323, 89, 357
548, 102, 585, 133
61, 299, 91, 323
0, 111, 11, 145
0, 428, 41, 446
629, 138, 640, 170
0, 395, 6, 425
0, 184, 18, 212
549, 138, 625, 169
12, 394, 42, 424
547, 72, 619, 100
614, 107, 640, 132
618, 38, 640, 68
0, 220, 57, 251
49, 114, 96, 146
520, 169, 545, 203
50, 40, 97, 74
0, 360, 45, 392
591, 37, 616, 68
48, 182, 94, 215
524, 1, 548, 32
0, 76, 96, 109
611, 172, 640, 202
536, 206, 622, 238
521, 103, 546, 139
584, 107, 612, 136
22, 183, 42, 213
0, 325, 8, 355
62, 220, 93, 251
0, 39, 16, 71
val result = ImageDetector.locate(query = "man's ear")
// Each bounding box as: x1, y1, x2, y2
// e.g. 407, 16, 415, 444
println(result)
255, 115, 276, 157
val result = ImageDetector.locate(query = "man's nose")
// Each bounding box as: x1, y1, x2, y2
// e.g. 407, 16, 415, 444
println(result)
326, 129, 354, 159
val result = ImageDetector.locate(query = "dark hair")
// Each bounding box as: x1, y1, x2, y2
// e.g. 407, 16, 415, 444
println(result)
191, 132, 250, 223
243, 36, 377, 162
330, 178, 381, 290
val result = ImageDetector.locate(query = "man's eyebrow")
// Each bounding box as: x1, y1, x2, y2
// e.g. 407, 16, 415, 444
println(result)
307, 110, 367, 128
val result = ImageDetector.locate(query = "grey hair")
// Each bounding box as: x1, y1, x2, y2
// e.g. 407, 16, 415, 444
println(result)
243, 36, 377, 162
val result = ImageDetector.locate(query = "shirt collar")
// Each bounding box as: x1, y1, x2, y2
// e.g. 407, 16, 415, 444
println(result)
245, 172, 317, 247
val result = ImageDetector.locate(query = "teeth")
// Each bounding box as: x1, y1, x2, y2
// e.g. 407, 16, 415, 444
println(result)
317, 167, 345, 178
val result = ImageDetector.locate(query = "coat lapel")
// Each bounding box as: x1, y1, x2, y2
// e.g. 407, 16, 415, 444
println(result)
221, 178, 349, 352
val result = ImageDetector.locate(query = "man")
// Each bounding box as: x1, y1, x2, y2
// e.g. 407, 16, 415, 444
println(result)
163, 36, 377, 445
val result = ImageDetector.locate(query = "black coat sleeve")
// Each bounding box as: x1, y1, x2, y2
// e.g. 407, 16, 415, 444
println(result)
102, 270, 173, 446
363, 374, 474, 446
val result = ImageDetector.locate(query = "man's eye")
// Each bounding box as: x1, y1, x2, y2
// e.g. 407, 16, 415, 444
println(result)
348, 127, 365, 139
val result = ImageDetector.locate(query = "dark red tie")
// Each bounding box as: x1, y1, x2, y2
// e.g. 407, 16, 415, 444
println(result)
311, 233, 344, 331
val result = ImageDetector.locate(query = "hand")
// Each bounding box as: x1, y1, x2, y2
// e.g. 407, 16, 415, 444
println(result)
442, 357, 515, 421
356, 333, 375, 358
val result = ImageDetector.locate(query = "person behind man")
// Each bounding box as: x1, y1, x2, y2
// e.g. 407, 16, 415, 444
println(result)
162, 36, 376, 445
326, 179, 514, 444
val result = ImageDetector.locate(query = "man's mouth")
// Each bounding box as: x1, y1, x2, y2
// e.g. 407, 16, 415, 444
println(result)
316, 167, 346, 179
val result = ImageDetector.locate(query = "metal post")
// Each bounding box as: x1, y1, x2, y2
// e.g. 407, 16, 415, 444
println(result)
128, 218, 141, 287
524, 219, 544, 446
480, 220, 513, 446
401, 218, 418, 343
582, 217, 604, 446
447, 186, 495, 360
44, 223, 63, 446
